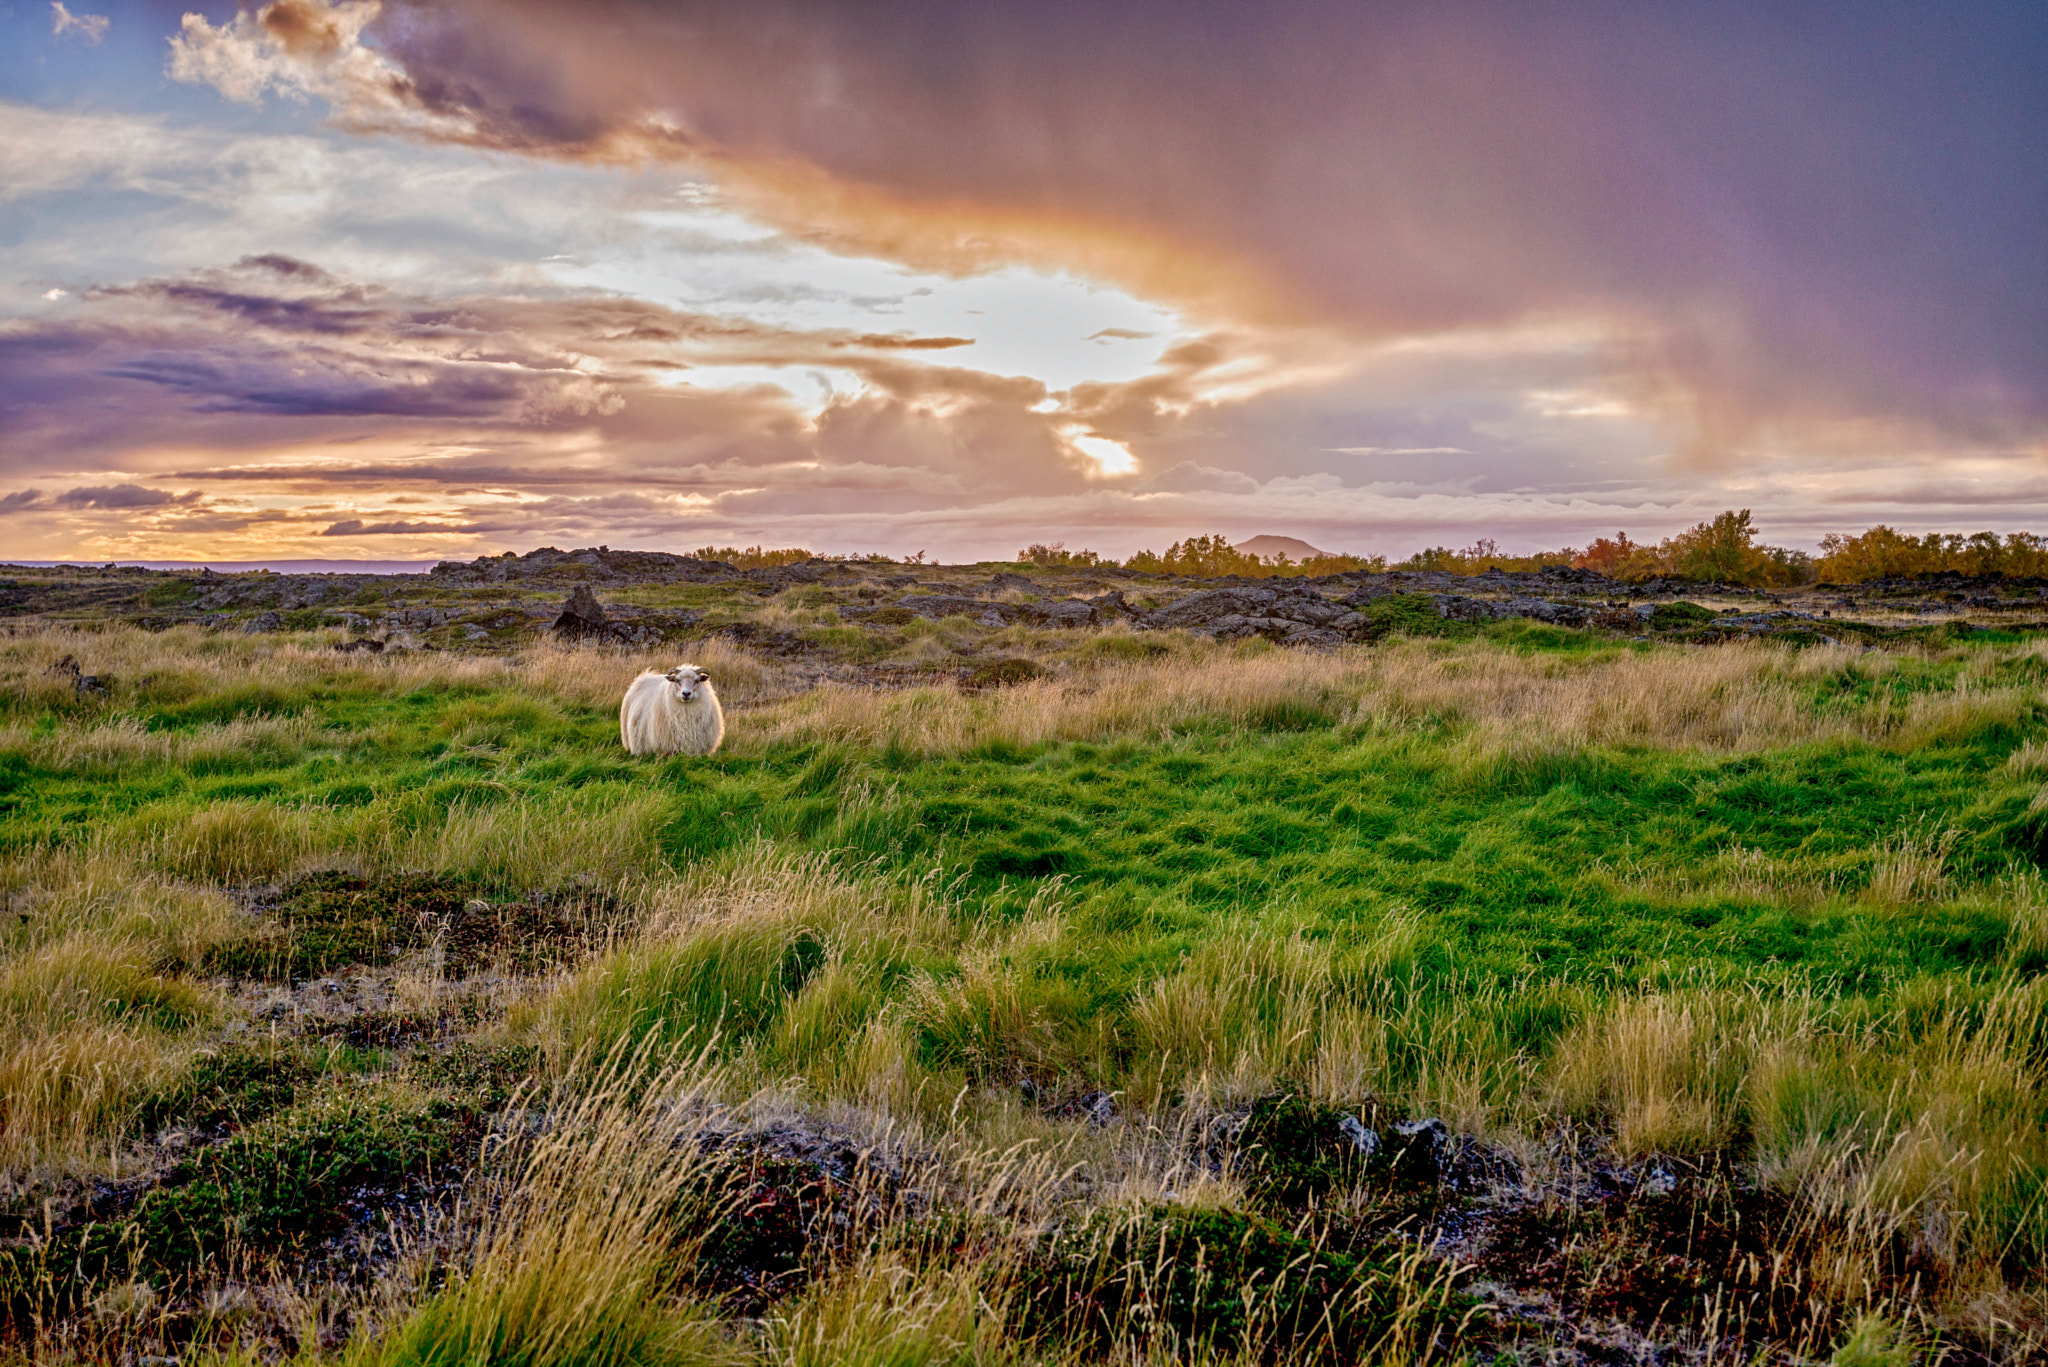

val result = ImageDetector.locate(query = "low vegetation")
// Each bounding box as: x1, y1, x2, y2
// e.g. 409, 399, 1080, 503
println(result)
1030, 512, 2048, 588
2, 590, 2047, 1363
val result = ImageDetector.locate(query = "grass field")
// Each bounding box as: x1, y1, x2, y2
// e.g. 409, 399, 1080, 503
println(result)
3, 619, 2047, 1363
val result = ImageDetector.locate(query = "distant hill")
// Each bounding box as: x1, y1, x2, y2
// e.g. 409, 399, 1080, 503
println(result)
1233, 535, 1334, 562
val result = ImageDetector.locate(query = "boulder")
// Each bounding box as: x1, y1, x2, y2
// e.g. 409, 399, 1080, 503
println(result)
1030, 599, 1101, 628
552, 585, 609, 638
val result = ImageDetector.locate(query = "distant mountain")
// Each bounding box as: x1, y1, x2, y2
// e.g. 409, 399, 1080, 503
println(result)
1233, 535, 1334, 562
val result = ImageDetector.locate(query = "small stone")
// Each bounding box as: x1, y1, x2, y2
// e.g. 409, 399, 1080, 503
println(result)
1338, 1114, 1381, 1158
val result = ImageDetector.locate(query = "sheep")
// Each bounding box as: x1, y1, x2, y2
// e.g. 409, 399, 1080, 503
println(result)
620, 664, 725, 756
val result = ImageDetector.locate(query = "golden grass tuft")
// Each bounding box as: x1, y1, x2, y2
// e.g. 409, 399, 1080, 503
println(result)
767, 1255, 1022, 1367
361, 1047, 741, 1367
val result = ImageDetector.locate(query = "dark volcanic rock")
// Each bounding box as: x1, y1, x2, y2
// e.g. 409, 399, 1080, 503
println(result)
1030, 598, 1102, 628
896, 595, 1027, 626
552, 586, 609, 638
1141, 585, 1366, 645
982, 571, 1046, 596
714, 622, 816, 656
890, 589, 1141, 630
46, 654, 111, 696
432, 546, 741, 585
757, 559, 856, 587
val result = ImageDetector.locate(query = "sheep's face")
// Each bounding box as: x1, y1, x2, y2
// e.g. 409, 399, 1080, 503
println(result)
663, 665, 711, 702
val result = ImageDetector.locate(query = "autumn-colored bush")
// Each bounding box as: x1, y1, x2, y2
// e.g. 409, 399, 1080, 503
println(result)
1816, 527, 2048, 583
692, 545, 814, 569
1565, 511, 1815, 587
1019, 542, 1109, 568
1397, 539, 1577, 576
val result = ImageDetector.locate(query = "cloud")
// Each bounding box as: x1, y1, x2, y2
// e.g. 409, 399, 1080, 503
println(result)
50, 2, 108, 44
0, 252, 1186, 555
0, 255, 1015, 459
165, 0, 2046, 465
1329, 447, 1470, 457
53, 483, 184, 509
0, 490, 45, 513
321, 517, 478, 535
1133, 461, 1257, 495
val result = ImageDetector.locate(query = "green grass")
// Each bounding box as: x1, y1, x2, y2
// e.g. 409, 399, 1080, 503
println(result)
10, 679, 2023, 984
3, 635, 2041, 1037
4, 625, 2048, 1362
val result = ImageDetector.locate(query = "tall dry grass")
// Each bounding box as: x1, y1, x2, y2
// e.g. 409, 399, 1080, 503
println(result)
728, 635, 2042, 759
359, 1047, 741, 1367
0, 624, 792, 727
4, 621, 2041, 769
6, 622, 2048, 1353
0, 854, 240, 1171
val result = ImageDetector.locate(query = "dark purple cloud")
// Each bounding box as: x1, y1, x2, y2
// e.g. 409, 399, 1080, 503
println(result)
321, 517, 482, 535
0, 257, 1018, 457
203, 0, 2044, 456
53, 483, 190, 508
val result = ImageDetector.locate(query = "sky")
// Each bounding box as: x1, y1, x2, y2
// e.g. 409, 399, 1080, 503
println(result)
1, 0, 2043, 564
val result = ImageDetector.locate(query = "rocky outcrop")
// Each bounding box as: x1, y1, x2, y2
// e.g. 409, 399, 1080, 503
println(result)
878, 588, 1138, 629
549, 586, 696, 644
432, 546, 742, 585
552, 585, 609, 638
1140, 584, 1367, 645
1368, 593, 1598, 628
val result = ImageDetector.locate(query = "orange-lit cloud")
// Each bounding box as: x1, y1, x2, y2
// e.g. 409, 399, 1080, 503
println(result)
157, 0, 2048, 476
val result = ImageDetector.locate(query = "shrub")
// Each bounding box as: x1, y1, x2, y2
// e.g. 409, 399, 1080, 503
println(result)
960, 658, 1048, 691
1649, 601, 1717, 631
692, 545, 813, 569
1018, 542, 1106, 568
1021, 1203, 1472, 1361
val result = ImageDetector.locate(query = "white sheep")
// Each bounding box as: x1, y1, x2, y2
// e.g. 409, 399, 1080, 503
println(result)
620, 665, 725, 756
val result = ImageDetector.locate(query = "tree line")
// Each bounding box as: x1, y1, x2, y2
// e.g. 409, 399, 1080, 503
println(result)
1020, 515, 2048, 586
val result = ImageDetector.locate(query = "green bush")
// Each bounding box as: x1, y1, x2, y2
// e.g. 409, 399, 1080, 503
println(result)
1021, 1203, 1472, 1361
1649, 601, 1717, 630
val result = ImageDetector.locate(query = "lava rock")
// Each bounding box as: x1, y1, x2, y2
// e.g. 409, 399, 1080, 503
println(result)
1141, 585, 1367, 642
983, 571, 1046, 596
552, 585, 609, 638
896, 594, 1026, 627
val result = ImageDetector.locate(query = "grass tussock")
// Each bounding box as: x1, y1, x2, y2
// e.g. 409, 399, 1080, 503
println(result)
360, 1050, 738, 1367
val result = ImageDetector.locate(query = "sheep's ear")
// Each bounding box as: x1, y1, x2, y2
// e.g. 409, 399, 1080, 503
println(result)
695, 669, 711, 683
